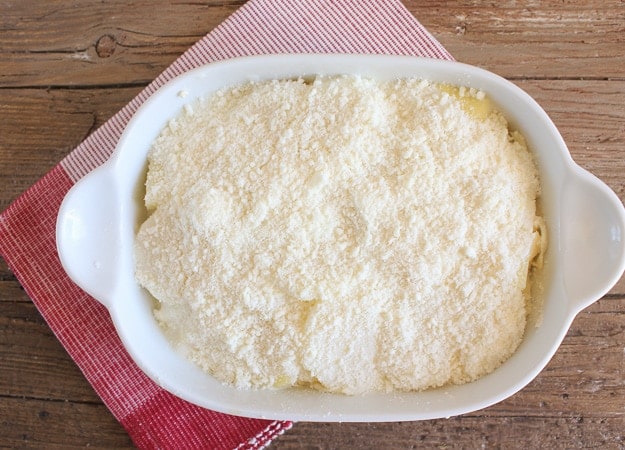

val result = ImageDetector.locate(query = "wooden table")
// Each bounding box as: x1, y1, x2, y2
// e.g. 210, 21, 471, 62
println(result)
1, 1, 624, 448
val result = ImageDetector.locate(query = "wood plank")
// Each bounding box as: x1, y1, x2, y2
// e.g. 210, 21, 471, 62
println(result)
516, 80, 625, 197
0, 86, 142, 211
1, 0, 241, 87
497, 297, 625, 417
0, 396, 134, 449
0, 298, 107, 401
0, 262, 26, 301
0, 259, 134, 446
2, 1, 625, 87
273, 415, 625, 449
416, 0, 625, 78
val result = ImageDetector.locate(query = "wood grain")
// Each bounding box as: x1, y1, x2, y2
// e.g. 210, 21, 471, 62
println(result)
0, 87, 142, 211
2, 1, 624, 87
1, 0, 624, 448
273, 415, 625, 449
1, 0, 242, 87
1, 396, 133, 449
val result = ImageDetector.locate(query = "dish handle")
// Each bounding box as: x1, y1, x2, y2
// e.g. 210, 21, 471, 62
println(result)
56, 165, 118, 309
561, 167, 625, 313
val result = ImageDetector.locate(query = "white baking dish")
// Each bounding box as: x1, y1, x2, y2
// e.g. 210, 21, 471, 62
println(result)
56, 54, 625, 421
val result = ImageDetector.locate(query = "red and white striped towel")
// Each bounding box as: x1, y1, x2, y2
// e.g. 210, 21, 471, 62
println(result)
0, 1, 451, 448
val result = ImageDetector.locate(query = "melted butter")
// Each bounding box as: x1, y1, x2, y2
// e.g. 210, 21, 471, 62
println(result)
438, 83, 494, 120
273, 374, 292, 388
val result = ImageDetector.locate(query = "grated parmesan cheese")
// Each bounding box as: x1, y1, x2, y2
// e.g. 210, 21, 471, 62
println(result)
134, 75, 546, 394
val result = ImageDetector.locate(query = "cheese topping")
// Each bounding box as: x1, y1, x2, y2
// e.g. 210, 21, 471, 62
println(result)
135, 75, 545, 394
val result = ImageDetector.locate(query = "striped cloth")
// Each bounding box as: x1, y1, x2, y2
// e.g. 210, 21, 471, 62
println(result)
0, 1, 451, 448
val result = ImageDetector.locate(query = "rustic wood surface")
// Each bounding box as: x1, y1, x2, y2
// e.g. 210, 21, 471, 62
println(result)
1, 0, 624, 448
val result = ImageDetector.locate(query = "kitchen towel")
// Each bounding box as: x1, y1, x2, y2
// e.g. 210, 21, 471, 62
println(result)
0, 0, 451, 448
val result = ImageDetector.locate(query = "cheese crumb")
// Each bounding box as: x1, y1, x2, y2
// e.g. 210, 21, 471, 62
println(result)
135, 75, 546, 394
